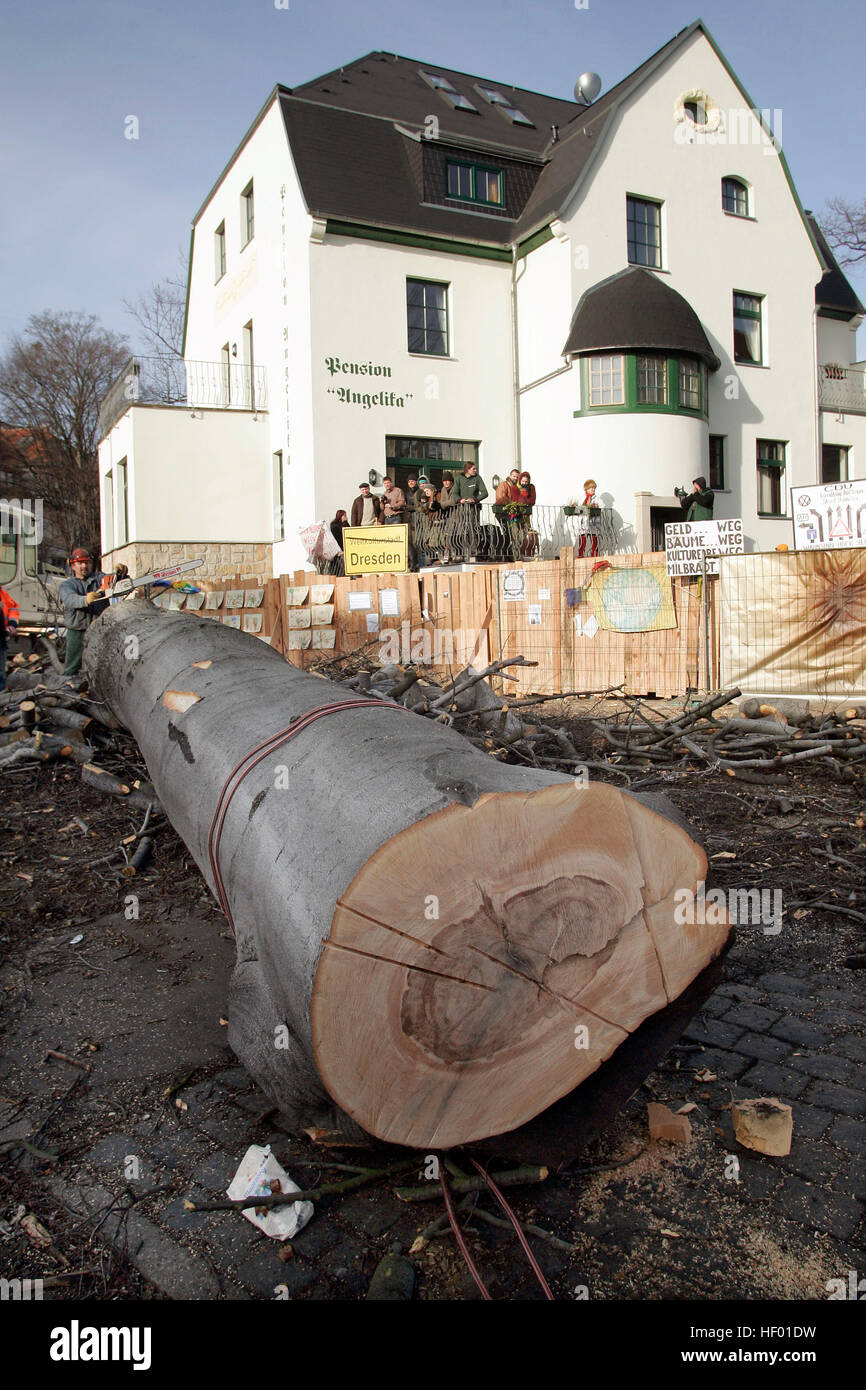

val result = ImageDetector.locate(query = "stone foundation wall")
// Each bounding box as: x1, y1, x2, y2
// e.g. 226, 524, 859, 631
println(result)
102, 540, 273, 584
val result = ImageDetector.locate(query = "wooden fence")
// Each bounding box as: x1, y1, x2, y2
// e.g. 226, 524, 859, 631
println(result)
176, 552, 716, 698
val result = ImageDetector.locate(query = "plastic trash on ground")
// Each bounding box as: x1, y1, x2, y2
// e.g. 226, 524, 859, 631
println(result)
227, 1144, 314, 1241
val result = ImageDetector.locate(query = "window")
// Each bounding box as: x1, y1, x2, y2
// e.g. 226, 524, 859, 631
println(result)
443, 92, 478, 111
446, 160, 504, 206
214, 222, 226, 282
709, 436, 726, 490
0, 520, 15, 583
241, 182, 254, 246
678, 358, 701, 410
116, 457, 128, 547
627, 197, 662, 268
103, 471, 114, 552
273, 451, 285, 540
757, 439, 786, 515
722, 177, 749, 217
684, 99, 707, 125
243, 322, 255, 409
589, 355, 625, 406
734, 292, 763, 364
478, 87, 508, 105
423, 72, 456, 90
822, 444, 849, 483
637, 355, 668, 404
407, 279, 449, 355
221, 344, 232, 404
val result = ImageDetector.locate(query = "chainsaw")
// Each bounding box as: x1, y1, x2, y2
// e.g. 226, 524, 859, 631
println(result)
109, 557, 205, 597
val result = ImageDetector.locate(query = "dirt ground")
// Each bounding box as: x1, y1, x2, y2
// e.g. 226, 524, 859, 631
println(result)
1, 693, 863, 1301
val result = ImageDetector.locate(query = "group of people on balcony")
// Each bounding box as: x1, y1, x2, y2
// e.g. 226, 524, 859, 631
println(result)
327, 463, 612, 570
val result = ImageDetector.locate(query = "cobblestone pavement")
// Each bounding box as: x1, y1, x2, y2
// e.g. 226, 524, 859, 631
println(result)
17, 928, 860, 1301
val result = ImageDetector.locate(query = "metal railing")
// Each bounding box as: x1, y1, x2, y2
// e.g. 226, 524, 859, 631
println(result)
818, 364, 866, 415
99, 356, 269, 437
409, 503, 618, 567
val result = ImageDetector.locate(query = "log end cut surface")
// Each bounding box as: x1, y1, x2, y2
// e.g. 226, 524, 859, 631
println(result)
312, 783, 727, 1148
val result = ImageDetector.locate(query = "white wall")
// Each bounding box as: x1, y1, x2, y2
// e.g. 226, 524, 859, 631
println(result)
308, 234, 515, 524
520, 28, 825, 552
184, 98, 316, 572
99, 406, 272, 543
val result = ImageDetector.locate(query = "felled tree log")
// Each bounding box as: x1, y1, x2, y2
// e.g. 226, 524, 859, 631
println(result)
84, 599, 728, 1150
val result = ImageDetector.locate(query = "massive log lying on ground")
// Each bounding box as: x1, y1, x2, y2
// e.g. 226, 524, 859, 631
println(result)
84, 600, 730, 1150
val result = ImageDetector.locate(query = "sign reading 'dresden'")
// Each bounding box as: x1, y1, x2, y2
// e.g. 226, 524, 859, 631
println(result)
343, 525, 409, 576
792, 480, 866, 550
664, 519, 744, 577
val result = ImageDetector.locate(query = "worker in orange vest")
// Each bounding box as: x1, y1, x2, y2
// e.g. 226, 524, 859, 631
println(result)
0, 586, 21, 692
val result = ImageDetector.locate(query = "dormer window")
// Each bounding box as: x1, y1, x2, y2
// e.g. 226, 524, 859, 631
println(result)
420, 71, 477, 111
423, 72, 454, 90
475, 86, 534, 125
446, 160, 504, 207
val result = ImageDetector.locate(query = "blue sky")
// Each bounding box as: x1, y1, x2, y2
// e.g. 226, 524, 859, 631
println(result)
1, 0, 864, 349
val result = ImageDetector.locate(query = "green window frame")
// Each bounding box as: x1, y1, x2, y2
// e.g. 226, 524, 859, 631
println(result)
679, 358, 701, 410
589, 355, 625, 406
637, 354, 668, 404
756, 439, 786, 516
578, 353, 707, 417
446, 160, 504, 208
214, 222, 226, 282
241, 181, 254, 247
627, 196, 662, 268
734, 292, 763, 364
406, 278, 449, 356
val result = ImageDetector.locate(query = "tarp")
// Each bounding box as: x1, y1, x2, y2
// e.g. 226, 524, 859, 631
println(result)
720, 548, 866, 697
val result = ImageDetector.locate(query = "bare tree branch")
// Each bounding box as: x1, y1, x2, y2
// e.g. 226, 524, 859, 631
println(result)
0, 311, 129, 556
820, 197, 866, 268
122, 247, 188, 359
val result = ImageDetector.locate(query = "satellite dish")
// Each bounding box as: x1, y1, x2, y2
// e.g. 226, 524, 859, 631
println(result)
574, 72, 602, 105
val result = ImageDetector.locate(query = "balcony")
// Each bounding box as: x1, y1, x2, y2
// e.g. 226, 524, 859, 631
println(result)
99, 356, 268, 438
818, 363, 866, 415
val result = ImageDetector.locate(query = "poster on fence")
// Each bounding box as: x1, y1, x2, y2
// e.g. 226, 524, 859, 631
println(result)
719, 549, 866, 697
665, 519, 744, 576
791, 480, 866, 550
587, 564, 677, 632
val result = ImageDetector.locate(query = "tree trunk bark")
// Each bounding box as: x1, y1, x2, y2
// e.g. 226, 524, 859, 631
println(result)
84, 600, 727, 1150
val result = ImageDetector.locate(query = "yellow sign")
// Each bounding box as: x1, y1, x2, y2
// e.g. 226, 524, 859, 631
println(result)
342, 525, 409, 575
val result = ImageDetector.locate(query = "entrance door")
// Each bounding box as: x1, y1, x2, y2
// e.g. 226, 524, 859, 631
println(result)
650, 505, 682, 552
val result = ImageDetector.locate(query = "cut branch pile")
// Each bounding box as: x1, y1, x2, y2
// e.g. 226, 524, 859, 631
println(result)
586, 690, 866, 787
1, 640, 164, 870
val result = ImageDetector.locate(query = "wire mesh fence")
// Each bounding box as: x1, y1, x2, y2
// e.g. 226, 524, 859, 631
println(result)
719, 548, 866, 699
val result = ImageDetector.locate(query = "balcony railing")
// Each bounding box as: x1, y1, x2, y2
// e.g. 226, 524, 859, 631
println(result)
317, 504, 619, 572
99, 355, 268, 437
818, 363, 866, 415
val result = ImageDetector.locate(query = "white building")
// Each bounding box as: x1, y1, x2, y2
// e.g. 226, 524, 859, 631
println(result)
98, 18, 866, 577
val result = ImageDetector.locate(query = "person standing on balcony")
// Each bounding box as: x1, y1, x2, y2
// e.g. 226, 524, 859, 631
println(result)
675, 477, 714, 522
577, 478, 602, 558
381, 477, 406, 524
515, 471, 536, 511
451, 462, 488, 562
350, 482, 381, 527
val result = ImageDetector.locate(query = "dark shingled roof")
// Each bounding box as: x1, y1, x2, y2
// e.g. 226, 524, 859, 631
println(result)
807, 214, 865, 318
278, 34, 702, 244
561, 267, 721, 368
290, 52, 578, 157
